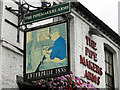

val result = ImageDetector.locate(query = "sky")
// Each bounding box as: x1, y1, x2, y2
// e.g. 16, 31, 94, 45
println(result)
77, 0, 119, 33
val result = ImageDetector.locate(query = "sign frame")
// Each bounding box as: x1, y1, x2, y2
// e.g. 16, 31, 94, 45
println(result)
23, 20, 70, 81
23, 2, 71, 24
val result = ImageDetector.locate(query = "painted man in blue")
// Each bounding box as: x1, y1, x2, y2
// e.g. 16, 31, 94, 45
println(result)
36, 29, 67, 71
50, 31, 66, 60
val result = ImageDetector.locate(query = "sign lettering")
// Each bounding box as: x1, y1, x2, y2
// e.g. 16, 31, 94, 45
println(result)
24, 2, 70, 24
80, 35, 103, 85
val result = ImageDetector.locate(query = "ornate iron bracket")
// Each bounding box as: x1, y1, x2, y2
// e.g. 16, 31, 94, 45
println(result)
5, 0, 51, 28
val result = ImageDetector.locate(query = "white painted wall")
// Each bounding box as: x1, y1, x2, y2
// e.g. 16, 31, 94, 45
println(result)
2, 0, 23, 49
2, 45, 23, 88
0, 0, 24, 89
73, 15, 105, 88
71, 9, 120, 88
0, 0, 3, 90
118, 49, 120, 89
0, 42, 2, 90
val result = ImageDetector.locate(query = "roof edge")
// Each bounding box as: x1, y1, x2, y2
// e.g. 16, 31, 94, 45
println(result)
71, 2, 120, 46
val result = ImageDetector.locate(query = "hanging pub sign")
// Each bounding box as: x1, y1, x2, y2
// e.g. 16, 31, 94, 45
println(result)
23, 2, 70, 24
24, 21, 70, 80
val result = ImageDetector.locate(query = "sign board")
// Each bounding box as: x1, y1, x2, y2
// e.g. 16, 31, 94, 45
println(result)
24, 2, 70, 24
24, 21, 70, 80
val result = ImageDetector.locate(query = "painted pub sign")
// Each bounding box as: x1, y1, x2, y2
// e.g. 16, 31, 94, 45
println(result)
24, 22, 70, 80
24, 2, 70, 24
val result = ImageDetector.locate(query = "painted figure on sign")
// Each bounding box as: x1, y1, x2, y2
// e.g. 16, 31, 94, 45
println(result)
49, 30, 67, 60
36, 29, 67, 71
26, 23, 67, 73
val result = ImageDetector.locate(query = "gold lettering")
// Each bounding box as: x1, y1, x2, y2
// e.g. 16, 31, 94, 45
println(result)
25, 16, 32, 20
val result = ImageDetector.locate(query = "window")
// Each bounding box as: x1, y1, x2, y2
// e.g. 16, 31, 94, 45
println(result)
105, 48, 114, 89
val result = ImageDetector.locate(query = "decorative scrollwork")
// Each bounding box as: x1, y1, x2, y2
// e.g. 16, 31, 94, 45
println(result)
5, 0, 51, 28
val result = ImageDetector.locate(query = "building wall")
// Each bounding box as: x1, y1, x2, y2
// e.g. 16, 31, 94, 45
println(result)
0, 42, 2, 90
73, 13, 105, 88
2, 45, 23, 88
0, 0, 3, 90
1, 0, 24, 89
119, 49, 120, 89
0, 0, 2, 38
71, 9, 120, 88
69, 14, 75, 76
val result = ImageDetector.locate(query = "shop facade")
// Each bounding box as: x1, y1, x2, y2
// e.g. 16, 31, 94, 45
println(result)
0, 0, 120, 89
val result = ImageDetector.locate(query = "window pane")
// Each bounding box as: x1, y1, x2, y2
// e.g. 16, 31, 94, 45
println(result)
108, 64, 110, 74
105, 75, 108, 85
105, 63, 109, 74
108, 87, 113, 90
105, 48, 114, 89
106, 85, 109, 90
108, 53, 112, 65
109, 65, 113, 76
105, 51, 109, 62
108, 64, 113, 76
108, 76, 113, 87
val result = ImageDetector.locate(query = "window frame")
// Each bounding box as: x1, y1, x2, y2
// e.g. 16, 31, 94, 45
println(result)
104, 48, 114, 89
